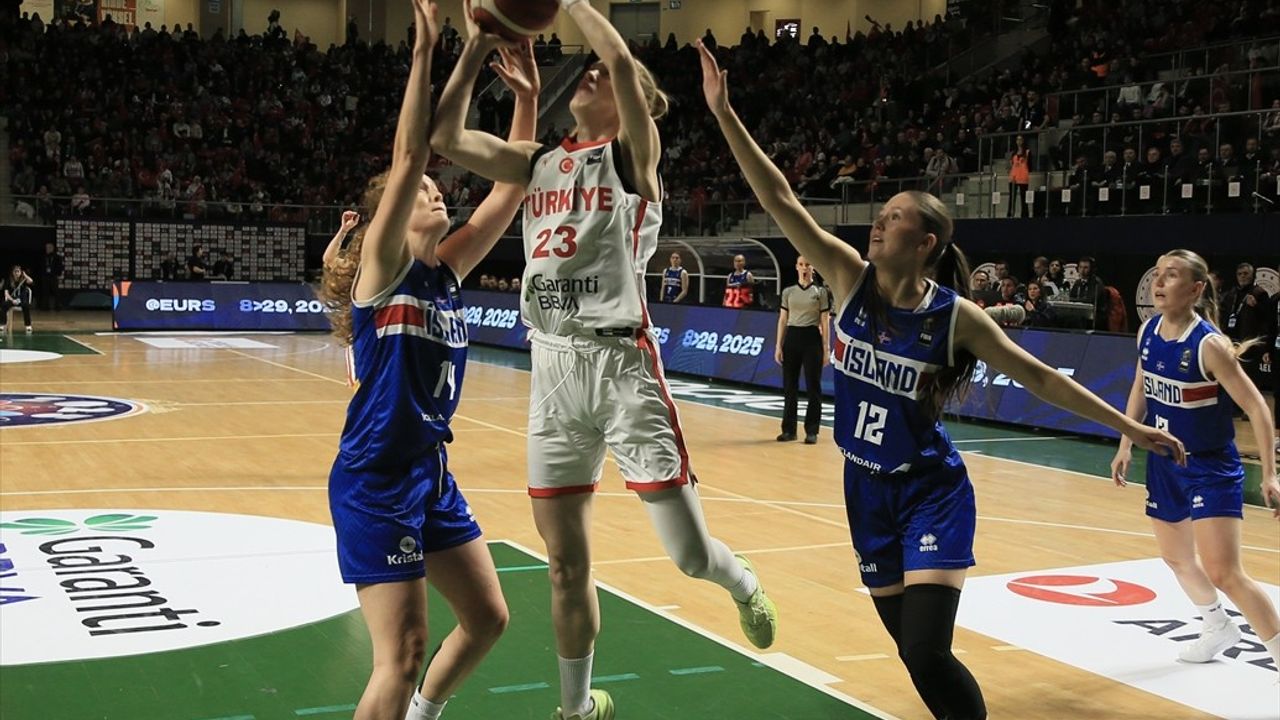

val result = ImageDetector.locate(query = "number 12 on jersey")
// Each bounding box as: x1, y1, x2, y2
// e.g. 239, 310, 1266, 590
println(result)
854, 401, 887, 445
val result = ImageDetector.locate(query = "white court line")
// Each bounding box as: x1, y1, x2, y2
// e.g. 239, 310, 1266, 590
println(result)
162, 400, 349, 407
227, 348, 530, 439
952, 435, 1071, 444
496, 539, 901, 720
592, 541, 850, 567
96, 331, 297, 336
61, 335, 103, 354
0, 377, 328, 384
0, 428, 497, 446
4, 337, 332, 366
836, 654, 891, 662
25, 350, 1263, 559
697, 482, 848, 530
3, 483, 1272, 555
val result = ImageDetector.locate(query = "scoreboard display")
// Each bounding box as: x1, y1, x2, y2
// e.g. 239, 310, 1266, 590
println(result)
54, 219, 131, 290
135, 223, 305, 281
54, 219, 307, 289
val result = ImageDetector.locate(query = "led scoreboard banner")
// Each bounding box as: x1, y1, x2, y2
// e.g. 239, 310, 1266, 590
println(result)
110, 283, 1140, 440
463, 290, 1140, 440
112, 281, 331, 331
465, 289, 815, 391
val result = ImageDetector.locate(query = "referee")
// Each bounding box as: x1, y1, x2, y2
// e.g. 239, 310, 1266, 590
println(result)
776, 256, 831, 444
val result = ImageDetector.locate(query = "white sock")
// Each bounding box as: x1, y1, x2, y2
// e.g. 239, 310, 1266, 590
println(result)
558, 653, 594, 718
1194, 599, 1230, 630
404, 690, 447, 720
1263, 633, 1280, 670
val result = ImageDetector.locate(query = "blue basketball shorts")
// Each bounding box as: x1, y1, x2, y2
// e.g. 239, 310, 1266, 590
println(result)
1145, 445, 1244, 523
843, 454, 977, 588
328, 444, 482, 584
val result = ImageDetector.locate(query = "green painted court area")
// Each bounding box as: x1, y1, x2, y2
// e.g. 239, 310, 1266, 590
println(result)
0, 542, 881, 720
0, 332, 100, 355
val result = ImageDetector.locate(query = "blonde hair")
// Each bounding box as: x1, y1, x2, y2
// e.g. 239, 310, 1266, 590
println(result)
633, 59, 669, 120
318, 171, 390, 346
1161, 249, 1262, 360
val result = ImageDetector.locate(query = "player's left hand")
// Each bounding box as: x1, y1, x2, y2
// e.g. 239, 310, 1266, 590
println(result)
1262, 476, 1280, 519
492, 41, 540, 101
696, 39, 731, 116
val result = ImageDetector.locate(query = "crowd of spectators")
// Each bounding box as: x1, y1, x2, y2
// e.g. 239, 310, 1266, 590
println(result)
478, 274, 521, 294
4, 0, 1280, 228
3, 6, 500, 224
637, 0, 1280, 224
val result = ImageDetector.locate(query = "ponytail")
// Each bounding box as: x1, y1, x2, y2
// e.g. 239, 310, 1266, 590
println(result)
889, 191, 977, 423
1165, 249, 1264, 361
927, 241, 977, 423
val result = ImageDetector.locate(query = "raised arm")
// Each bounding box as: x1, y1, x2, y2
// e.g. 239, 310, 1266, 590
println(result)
429, 0, 539, 186
356, 0, 438, 299
323, 210, 360, 267
697, 40, 865, 305
954, 300, 1185, 463
561, 0, 660, 201
438, 41, 539, 281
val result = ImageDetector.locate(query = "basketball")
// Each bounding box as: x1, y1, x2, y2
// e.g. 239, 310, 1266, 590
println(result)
472, 0, 559, 42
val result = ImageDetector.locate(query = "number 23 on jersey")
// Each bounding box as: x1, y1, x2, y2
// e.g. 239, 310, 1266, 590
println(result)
531, 226, 578, 259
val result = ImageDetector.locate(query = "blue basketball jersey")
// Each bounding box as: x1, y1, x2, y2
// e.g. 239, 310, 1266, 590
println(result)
661, 267, 683, 301
1138, 315, 1234, 454
338, 260, 468, 471
832, 264, 959, 474
727, 270, 750, 288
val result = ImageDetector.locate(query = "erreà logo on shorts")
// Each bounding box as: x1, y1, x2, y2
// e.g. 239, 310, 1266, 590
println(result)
0, 509, 358, 665
387, 536, 424, 566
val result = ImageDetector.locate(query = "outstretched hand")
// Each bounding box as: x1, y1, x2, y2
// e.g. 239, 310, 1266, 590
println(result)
492, 40, 540, 101
696, 39, 730, 116
1126, 425, 1186, 466
412, 0, 439, 50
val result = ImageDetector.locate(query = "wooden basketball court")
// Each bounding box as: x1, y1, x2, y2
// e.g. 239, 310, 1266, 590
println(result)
2, 319, 1277, 720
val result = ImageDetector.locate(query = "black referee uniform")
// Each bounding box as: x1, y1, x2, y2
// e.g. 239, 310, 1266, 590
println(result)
777, 281, 831, 443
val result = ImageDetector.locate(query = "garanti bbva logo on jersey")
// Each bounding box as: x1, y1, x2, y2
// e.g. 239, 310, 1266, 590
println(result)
526, 273, 602, 311
0, 393, 144, 427
0, 510, 357, 664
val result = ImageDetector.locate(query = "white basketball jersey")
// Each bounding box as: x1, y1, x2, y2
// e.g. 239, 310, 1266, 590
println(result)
521, 137, 663, 336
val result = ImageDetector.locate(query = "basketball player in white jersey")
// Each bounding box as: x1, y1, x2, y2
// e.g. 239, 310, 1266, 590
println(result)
430, 3, 777, 719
